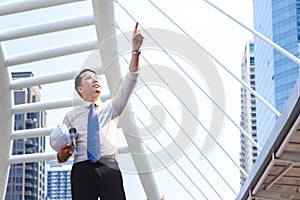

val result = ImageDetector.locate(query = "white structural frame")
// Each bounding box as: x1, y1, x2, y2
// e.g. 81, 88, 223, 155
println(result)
0, 42, 13, 200
0, 0, 163, 199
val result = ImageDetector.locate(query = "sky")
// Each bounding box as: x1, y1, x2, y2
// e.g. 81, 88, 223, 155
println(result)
0, 0, 254, 199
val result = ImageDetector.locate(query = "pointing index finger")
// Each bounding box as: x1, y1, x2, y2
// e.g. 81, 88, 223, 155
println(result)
135, 22, 139, 31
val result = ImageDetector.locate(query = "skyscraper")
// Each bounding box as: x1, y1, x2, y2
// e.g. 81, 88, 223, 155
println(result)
253, 0, 300, 146
46, 161, 73, 200
240, 40, 258, 185
5, 72, 46, 200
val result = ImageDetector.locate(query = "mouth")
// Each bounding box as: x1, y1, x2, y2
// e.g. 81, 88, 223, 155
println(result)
92, 83, 101, 89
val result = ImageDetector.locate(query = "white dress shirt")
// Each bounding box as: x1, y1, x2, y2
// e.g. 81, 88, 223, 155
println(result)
62, 71, 138, 163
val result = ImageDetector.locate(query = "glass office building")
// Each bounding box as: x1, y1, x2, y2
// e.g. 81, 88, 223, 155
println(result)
253, 0, 300, 146
240, 40, 258, 185
47, 161, 72, 200
6, 72, 46, 200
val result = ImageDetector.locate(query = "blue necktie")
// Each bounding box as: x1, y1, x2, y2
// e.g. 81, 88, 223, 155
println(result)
87, 104, 101, 162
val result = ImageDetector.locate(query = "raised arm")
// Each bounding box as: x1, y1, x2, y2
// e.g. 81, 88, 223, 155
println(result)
111, 23, 144, 116
129, 22, 144, 72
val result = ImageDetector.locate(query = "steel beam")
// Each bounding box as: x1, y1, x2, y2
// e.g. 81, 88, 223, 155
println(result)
0, 0, 85, 16
12, 98, 83, 114
92, 0, 163, 199
10, 69, 78, 90
0, 43, 13, 200
0, 15, 94, 41
5, 40, 97, 66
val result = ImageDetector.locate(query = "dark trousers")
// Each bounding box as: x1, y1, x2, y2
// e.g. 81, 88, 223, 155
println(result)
71, 158, 126, 200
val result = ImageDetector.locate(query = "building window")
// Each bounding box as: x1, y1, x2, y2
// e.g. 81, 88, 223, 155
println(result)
32, 95, 36, 103
250, 57, 255, 65
16, 186, 22, 192
14, 114, 22, 121
249, 43, 254, 52
16, 177, 22, 183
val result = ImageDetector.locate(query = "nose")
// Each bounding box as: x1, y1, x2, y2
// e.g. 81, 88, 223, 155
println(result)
92, 76, 99, 82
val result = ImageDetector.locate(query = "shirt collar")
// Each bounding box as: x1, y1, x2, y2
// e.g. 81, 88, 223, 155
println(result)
82, 99, 102, 108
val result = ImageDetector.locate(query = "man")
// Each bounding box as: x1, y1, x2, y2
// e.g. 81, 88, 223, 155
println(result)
56, 24, 144, 200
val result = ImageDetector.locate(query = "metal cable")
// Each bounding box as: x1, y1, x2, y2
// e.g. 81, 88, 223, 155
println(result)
134, 107, 205, 200
115, 0, 247, 185
146, 0, 281, 119
115, 38, 237, 198
118, 52, 220, 199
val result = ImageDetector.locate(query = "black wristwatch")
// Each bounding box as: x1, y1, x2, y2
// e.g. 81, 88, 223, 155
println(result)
132, 49, 141, 56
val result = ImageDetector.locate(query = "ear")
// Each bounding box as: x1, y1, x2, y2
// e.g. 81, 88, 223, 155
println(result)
77, 86, 83, 94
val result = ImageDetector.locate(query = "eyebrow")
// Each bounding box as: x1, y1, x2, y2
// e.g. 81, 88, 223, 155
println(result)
81, 73, 94, 78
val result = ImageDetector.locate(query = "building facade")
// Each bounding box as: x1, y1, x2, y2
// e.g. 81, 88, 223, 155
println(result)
47, 161, 72, 200
253, 0, 300, 146
5, 72, 46, 200
240, 40, 258, 185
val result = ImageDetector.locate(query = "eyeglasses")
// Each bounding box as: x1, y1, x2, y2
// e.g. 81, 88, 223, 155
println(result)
84, 74, 102, 81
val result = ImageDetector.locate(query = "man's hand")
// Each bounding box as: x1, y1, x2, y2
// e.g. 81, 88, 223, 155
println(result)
57, 143, 74, 163
132, 22, 144, 51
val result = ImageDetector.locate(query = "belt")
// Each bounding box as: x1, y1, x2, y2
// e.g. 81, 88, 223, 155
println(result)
81, 155, 116, 164
74, 157, 120, 171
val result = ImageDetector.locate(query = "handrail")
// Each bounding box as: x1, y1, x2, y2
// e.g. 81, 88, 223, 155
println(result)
0, 15, 94, 41
10, 69, 78, 90
5, 40, 97, 66
0, 0, 85, 16
12, 98, 82, 114
11, 127, 54, 139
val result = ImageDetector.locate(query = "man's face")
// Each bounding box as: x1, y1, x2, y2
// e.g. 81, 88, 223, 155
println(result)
77, 71, 102, 101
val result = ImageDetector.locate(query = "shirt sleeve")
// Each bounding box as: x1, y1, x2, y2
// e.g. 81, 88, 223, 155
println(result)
111, 71, 139, 118
62, 112, 71, 128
